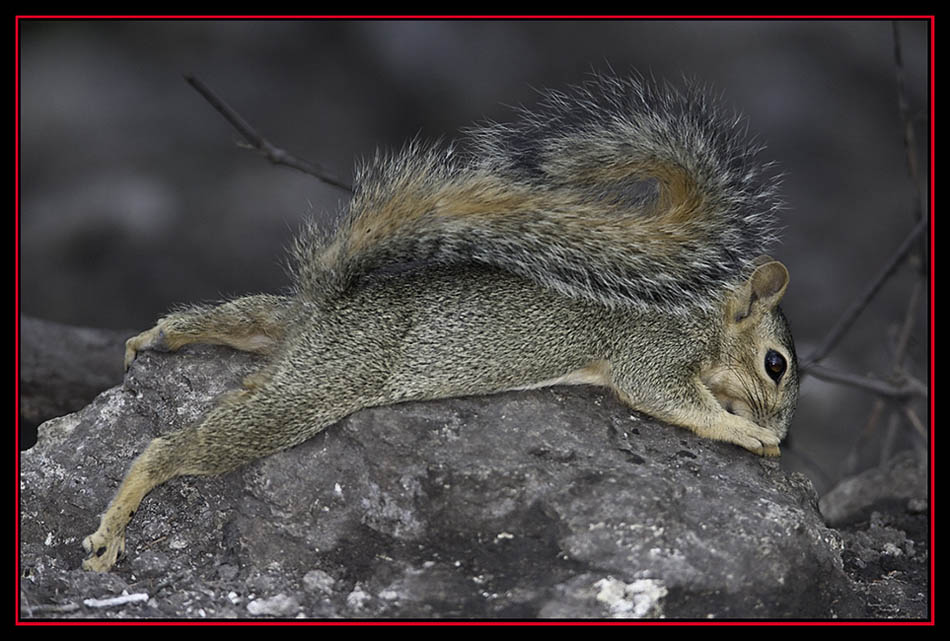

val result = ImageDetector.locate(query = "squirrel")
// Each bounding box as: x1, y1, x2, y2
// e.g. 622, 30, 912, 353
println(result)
81, 74, 799, 572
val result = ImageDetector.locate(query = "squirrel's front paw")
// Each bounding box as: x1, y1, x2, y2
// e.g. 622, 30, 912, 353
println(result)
732, 424, 782, 458
749, 443, 782, 458
709, 413, 782, 458
81, 526, 126, 572
124, 324, 167, 370
690, 412, 782, 457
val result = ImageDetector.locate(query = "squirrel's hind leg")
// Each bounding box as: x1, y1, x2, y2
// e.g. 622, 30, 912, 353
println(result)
82, 360, 358, 572
124, 294, 294, 369
82, 431, 182, 572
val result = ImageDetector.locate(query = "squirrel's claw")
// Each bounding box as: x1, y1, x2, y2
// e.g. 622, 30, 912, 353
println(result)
124, 325, 167, 371
81, 526, 126, 572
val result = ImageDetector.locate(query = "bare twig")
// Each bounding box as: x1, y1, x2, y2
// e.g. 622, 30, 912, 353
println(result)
901, 404, 927, 440
801, 214, 928, 369
888, 21, 928, 404
891, 21, 925, 226
805, 363, 927, 400
832, 24, 931, 475
184, 74, 353, 193
893, 279, 924, 366
143, 535, 168, 550
804, 22, 929, 376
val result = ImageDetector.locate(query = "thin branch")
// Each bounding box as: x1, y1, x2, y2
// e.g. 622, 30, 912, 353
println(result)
804, 363, 928, 400
184, 74, 353, 193
801, 214, 928, 368
893, 279, 924, 367
832, 24, 930, 475
901, 404, 927, 440
891, 21, 925, 225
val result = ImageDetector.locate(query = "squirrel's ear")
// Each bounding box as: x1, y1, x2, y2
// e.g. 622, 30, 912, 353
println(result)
730, 258, 789, 323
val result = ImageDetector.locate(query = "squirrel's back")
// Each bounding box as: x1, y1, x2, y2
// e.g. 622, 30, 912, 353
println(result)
291, 73, 784, 314
81, 73, 800, 574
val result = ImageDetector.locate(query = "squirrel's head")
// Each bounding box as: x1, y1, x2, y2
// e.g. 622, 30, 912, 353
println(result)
703, 257, 800, 449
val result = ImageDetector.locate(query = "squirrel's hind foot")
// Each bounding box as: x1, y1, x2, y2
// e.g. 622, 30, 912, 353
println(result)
81, 524, 127, 572
124, 324, 168, 370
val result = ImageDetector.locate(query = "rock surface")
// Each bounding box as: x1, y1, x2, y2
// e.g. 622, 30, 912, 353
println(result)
819, 450, 930, 619
18, 342, 927, 620
819, 450, 929, 528
18, 316, 129, 449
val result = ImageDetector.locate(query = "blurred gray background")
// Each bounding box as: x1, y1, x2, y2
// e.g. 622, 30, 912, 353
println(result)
18, 19, 930, 494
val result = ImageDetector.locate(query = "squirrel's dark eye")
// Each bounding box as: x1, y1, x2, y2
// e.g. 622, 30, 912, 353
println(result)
764, 349, 786, 383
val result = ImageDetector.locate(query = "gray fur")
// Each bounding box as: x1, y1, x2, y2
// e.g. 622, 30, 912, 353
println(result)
291, 74, 784, 313
80, 75, 799, 572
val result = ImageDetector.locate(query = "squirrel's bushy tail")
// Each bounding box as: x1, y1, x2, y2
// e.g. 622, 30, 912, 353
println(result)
292, 74, 784, 313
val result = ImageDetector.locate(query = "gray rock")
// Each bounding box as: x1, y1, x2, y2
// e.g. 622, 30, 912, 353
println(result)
19, 343, 871, 619
18, 315, 130, 449
818, 450, 930, 619
819, 449, 928, 527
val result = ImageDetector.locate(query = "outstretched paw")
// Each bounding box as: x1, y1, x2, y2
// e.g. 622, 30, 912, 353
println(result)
82, 526, 126, 572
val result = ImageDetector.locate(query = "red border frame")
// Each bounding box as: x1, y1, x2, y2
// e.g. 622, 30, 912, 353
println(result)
14, 14, 935, 626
